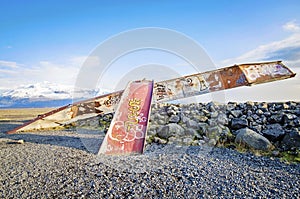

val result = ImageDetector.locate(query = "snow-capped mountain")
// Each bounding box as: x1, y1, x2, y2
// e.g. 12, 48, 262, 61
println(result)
2, 82, 73, 99
0, 81, 107, 108
1, 81, 102, 100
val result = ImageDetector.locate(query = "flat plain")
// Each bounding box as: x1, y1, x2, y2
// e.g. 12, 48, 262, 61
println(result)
0, 108, 54, 134
0, 108, 53, 121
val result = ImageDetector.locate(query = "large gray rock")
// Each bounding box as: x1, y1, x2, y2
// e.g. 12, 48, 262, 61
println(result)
230, 110, 243, 118
147, 125, 158, 136
181, 115, 190, 124
206, 101, 217, 112
235, 128, 273, 151
186, 119, 199, 129
217, 113, 229, 125
250, 125, 263, 133
206, 126, 223, 143
166, 105, 180, 116
283, 113, 298, 127
230, 118, 248, 130
207, 119, 217, 127
262, 123, 285, 142
184, 128, 199, 137
156, 115, 169, 125
255, 109, 264, 115
168, 115, 180, 123
198, 122, 208, 135
157, 123, 185, 140
210, 111, 219, 118
281, 129, 300, 149
257, 102, 268, 111
268, 113, 283, 124
197, 115, 208, 122
226, 102, 237, 111
181, 136, 194, 145
153, 137, 167, 144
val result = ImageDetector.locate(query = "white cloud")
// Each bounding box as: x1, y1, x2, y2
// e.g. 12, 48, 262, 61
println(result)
283, 20, 300, 32
0, 55, 107, 93
69, 56, 88, 66
0, 60, 22, 69
220, 25, 300, 102
0, 69, 18, 74
221, 33, 300, 67
0, 57, 86, 90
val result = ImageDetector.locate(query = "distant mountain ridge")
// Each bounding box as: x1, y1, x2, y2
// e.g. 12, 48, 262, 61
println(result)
0, 81, 105, 108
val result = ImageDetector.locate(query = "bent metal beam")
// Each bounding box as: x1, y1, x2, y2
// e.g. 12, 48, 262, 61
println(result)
7, 61, 296, 134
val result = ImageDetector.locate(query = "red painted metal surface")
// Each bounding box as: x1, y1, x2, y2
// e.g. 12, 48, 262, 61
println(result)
98, 80, 154, 155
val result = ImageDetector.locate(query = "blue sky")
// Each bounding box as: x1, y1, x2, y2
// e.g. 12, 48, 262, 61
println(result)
1, 0, 300, 102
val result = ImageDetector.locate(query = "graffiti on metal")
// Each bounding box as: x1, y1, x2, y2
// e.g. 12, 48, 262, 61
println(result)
153, 75, 210, 102
240, 62, 294, 83
6, 61, 296, 134
99, 80, 153, 154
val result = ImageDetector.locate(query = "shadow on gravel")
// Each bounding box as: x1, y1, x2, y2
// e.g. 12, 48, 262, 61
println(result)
0, 132, 103, 154
0, 121, 28, 134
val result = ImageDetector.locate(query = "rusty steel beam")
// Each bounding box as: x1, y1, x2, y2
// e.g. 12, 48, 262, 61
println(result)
6, 61, 296, 134
99, 80, 153, 155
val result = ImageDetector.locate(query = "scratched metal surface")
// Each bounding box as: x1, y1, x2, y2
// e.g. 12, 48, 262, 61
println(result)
99, 80, 153, 155
8, 61, 295, 133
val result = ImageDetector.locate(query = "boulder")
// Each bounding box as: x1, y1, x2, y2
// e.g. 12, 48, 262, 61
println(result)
184, 128, 199, 137
166, 105, 180, 116
147, 125, 158, 136
217, 113, 228, 125
263, 111, 271, 117
181, 115, 190, 124
168, 115, 180, 123
230, 118, 248, 130
283, 113, 298, 128
257, 102, 268, 111
153, 137, 167, 144
250, 125, 263, 134
235, 128, 273, 151
238, 103, 246, 109
255, 109, 264, 115
168, 136, 183, 145
208, 139, 217, 146
220, 126, 234, 142
186, 119, 199, 129
226, 102, 237, 111
262, 123, 285, 142
157, 123, 185, 140
206, 126, 223, 142
210, 111, 219, 118
151, 113, 168, 125
198, 122, 208, 135
207, 119, 217, 127
281, 129, 300, 149
268, 113, 283, 124
295, 109, 300, 117
181, 136, 194, 145
246, 101, 255, 108
197, 115, 208, 122
230, 110, 243, 118
283, 113, 297, 121
206, 101, 217, 112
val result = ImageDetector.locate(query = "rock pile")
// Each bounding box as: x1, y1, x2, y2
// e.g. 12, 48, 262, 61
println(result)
77, 101, 300, 155
147, 101, 300, 153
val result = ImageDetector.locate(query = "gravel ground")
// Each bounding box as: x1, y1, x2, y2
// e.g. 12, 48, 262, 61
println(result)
0, 124, 300, 198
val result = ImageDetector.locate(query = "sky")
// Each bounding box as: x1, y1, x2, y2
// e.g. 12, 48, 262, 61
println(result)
1, 0, 300, 102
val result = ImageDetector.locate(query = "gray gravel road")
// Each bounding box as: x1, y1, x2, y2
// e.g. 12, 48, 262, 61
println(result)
0, 128, 299, 198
